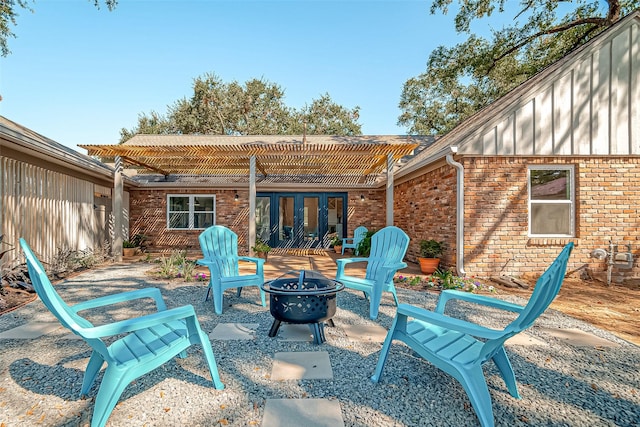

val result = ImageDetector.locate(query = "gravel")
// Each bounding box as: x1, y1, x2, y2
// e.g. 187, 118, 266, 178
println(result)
1, 262, 639, 427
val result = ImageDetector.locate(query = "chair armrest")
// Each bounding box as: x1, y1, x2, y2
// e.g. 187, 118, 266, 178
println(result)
238, 256, 265, 267
435, 290, 525, 314
336, 257, 369, 277
397, 303, 505, 340
71, 288, 167, 313
342, 238, 354, 245
80, 305, 197, 338
379, 262, 408, 283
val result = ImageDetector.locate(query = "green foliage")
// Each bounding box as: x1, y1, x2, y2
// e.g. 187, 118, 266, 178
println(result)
179, 260, 196, 282
330, 235, 341, 247
356, 230, 377, 257
400, 1, 639, 135
120, 73, 361, 142
419, 239, 444, 258
251, 239, 271, 254
157, 250, 187, 279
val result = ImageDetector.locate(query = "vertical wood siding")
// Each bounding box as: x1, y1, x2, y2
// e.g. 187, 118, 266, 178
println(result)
1, 157, 101, 264
466, 23, 640, 156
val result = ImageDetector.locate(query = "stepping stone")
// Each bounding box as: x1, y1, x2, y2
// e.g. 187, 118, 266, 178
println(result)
263, 399, 344, 427
540, 327, 620, 347
342, 324, 388, 342
276, 324, 314, 342
0, 322, 61, 339
271, 351, 333, 380
506, 332, 549, 347
209, 323, 259, 340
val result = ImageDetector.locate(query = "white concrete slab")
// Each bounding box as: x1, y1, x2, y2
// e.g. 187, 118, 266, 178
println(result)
271, 351, 333, 380
277, 324, 314, 342
506, 332, 549, 347
342, 324, 388, 342
540, 327, 621, 348
209, 323, 259, 340
0, 322, 61, 339
262, 399, 344, 427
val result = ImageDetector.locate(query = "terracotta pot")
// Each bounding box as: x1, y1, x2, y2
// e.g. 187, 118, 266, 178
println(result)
256, 252, 268, 262
123, 247, 138, 257
334, 245, 342, 254
418, 257, 440, 274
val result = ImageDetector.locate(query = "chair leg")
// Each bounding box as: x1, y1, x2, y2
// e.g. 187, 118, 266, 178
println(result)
81, 351, 105, 396
341, 246, 345, 255
203, 285, 212, 302
213, 287, 224, 315
198, 331, 224, 390
259, 287, 267, 307
91, 369, 130, 427
371, 315, 400, 382
236, 287, 243, 297
492, 346, 521, 398
459, 368, 496, 427
369, 282, 384, 320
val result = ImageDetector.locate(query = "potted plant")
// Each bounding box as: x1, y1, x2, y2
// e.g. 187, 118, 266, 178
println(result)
418, 239, 444, 274
122, 233, 147, 257
122, 239, 138, 257
251, 239, 271, 261
330, 235, 342, 254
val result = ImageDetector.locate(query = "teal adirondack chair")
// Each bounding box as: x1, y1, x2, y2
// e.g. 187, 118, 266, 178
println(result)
341, 226, 368, 255
19, 238, 224, 427
197, 225, 266, 314
335, 226, 409, 319
372, 243, 573, 427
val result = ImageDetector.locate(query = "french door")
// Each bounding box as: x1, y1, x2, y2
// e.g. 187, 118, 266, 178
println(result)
255, 192, 346, 249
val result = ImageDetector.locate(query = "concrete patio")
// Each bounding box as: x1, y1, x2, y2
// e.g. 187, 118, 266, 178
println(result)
0, 252, 638, 426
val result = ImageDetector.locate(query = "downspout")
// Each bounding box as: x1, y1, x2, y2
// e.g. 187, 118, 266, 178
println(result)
445, 149, 465, 276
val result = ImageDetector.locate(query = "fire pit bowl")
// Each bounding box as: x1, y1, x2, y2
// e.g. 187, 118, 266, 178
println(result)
261, 270, 344, 344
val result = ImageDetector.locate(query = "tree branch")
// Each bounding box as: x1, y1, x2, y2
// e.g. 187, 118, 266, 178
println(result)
491, 16, 608, 68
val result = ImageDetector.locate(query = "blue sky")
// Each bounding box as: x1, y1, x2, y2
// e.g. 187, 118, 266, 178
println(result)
0, 0, 474, 151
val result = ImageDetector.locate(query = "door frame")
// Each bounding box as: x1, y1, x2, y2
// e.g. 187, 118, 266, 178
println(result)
256, 192, 347, 249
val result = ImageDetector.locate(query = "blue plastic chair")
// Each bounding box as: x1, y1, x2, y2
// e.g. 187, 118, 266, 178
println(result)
19, 238, 224, 427
335, 226, 409, 319
341, 225, 368, 255
371, 243, 573, 427
196, 225, 267, 314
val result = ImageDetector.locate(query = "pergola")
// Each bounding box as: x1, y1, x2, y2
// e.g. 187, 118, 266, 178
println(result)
81, 134, 420, 260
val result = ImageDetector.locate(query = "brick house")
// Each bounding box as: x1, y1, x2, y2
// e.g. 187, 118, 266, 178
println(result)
394, 11, 640, 282
4, 12, 639, 284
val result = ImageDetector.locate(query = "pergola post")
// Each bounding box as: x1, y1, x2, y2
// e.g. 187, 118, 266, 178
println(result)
113, 155, 123, 261
249, 155, 257, 254
386, 153, 394, 226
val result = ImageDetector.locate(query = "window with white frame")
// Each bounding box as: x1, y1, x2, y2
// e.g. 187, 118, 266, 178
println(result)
528, 166, 574, 237
167, 195, 215, 230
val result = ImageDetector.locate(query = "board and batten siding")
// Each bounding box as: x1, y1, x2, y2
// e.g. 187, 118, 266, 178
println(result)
468, 21, 640, 156
1, 157, 106, 264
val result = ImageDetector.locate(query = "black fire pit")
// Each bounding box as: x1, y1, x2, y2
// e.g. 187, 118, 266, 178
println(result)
261, 270, 344, 344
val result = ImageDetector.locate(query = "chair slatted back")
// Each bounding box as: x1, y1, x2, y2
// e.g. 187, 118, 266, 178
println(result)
198, 226, 240, 277
19, 238, 109, 354
478, 243, 573, 364
365, 226, 410, 281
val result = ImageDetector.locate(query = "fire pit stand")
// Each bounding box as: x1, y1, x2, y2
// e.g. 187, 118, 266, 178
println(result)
261, 270, 344, 345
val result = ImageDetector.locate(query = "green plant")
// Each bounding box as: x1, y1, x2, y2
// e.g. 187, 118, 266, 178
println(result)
122, 240, 136, 248
356, 230, 376, 257
123, 234, 148, 248
419, 239, 444, 258
251, 240, 271, 253
180, 260, 196, 282
330, 235, 341, 246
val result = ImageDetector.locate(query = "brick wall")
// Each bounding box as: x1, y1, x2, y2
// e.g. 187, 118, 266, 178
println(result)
129, 189, 386, 255
395, 156, 640, 281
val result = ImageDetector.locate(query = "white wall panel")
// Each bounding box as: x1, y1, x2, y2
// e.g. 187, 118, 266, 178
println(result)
554, 71, 573, 154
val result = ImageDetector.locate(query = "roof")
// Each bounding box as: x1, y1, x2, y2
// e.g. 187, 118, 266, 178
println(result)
81, 134, 431, 187
398, 10, 640, 177
0, 115, 114, 178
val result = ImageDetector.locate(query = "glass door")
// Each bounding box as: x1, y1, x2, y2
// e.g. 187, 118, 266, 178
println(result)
256, 192, 347, 249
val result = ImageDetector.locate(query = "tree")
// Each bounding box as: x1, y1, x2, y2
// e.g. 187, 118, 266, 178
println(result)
0, 0, 117, 57
399, 0, 640, 135
121, 73, 361, 142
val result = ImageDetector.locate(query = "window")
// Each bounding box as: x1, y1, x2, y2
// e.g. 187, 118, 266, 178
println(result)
528, 166, 574, 237
167, 195, 215, 230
